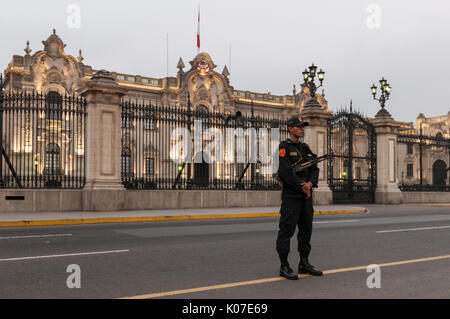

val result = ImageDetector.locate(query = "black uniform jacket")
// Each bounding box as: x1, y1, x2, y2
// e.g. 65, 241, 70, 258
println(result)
277, 138, 319, 199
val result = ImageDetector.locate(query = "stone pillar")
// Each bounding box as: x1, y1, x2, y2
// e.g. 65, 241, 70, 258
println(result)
299, 106, 333, 205
79, 70, 128, 211
370, 112, 402, 204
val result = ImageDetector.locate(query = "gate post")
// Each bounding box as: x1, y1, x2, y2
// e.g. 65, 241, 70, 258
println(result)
78, 70, 128, 210
299, 106, 333, 205
370, 112, 402, 204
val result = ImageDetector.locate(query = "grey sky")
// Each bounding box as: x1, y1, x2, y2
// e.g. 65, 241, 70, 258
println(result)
1, 0, 449, 123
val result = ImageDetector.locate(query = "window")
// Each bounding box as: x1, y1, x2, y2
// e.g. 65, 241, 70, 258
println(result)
255, 162, 262, 177
436, 132, 443, 139
195, 105, 209, 129
356, 167, 361, 180
407, 164, 413, 177
121, 111, 133, 128
146, 158, 155, 176
145, 118, 157, 130
343, 160, 349, 179
45, 91, 62, 120
45, 143, 61, 175
407, 144, 413, 154
195, 105, 208, 114
144, 112, 157, 130
121, 148, 133, 177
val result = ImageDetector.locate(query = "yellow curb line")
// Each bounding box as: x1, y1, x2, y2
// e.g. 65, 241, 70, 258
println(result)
119, 253, 450, 299
314, 209, 366, 215
0, 209, 367, 228
402, 204, 450, 207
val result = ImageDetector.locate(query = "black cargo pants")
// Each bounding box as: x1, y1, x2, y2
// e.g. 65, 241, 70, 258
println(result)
276, 196, 314, 259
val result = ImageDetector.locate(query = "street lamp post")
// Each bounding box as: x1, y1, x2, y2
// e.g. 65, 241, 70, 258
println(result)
34, 156, 38, 188
0, 74, 4, 188
371, 77, 392, 116
303, 64, 325, 108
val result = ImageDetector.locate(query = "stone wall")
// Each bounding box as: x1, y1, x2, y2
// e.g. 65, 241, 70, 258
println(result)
0, 189, 338, 212
376, 191, 450, 204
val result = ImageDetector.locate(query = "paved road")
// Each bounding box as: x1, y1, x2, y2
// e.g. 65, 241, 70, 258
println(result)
0, 204, 449, 299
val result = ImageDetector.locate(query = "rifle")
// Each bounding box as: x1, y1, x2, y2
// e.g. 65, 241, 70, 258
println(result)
293, 154, 330, 199
277, 154, 330, 197
292, 154, 330, 173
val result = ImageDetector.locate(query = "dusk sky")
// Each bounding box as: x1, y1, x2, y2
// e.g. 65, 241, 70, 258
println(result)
1, 0, 449, 123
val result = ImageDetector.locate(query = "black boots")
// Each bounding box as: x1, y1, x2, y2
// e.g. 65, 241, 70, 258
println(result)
279, 254, 322, 279
298, 258, 323, 276
280, 264, 299, 280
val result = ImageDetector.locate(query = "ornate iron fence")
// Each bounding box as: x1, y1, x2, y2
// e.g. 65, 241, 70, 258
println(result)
120, 99, 289, 190
0, 75, 86, 189
397, 132, 450, 191
327, 109, 377, 203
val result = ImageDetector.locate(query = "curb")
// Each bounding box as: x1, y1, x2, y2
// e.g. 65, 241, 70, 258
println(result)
401, 204, 450, 207
0, 209, 367, 228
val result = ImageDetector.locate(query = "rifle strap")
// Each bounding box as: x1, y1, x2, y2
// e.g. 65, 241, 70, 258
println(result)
290, 143, 304, 168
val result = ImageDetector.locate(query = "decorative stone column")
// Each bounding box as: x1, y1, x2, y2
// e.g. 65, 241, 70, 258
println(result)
370, 111, 402, 204
299, 105, 333, 205
79, 70, 128, 211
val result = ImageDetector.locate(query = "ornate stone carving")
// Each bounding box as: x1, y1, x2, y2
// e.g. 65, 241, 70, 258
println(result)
189, 52, 217, 71
41, 30, 67, 59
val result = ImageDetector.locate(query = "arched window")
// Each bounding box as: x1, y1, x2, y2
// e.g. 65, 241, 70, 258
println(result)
121, 147, 133, 177
195, 105, 209, 129
45, 143, 61, 175
436, 132, 443, 139
45, 91, 63, 120
195, 105, 208, 114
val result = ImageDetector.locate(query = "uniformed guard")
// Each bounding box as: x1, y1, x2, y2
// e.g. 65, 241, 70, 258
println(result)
276, 116, 323, 280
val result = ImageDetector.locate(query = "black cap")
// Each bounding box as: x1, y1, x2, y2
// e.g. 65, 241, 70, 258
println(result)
287, 117, 309, 127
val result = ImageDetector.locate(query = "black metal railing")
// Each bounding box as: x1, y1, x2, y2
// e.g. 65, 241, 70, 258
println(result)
0, 75, 86, 189
120, 99, 288, 190
397, 132, 450, 191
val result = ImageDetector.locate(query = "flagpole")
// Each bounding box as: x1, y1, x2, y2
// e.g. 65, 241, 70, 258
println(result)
166, 33, 169, 79
229, 45, 232, 80
197, 6, 200, 54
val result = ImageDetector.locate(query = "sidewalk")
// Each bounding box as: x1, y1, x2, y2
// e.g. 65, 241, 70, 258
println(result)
0, 205, 367, 228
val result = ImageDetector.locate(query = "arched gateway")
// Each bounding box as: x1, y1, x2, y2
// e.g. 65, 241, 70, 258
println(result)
433, 160, 447, 186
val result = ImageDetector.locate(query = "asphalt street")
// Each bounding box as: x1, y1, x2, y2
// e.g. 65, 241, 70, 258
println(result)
0, 204, 449, 299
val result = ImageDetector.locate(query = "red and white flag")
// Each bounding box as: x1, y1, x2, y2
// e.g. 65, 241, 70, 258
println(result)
197, 6, 200, 52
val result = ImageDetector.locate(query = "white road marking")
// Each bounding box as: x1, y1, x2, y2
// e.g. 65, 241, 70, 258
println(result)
0, 234, 72, 240
0, 249, 130, 262
377, 225, 450, 233
314, 220, 359, 224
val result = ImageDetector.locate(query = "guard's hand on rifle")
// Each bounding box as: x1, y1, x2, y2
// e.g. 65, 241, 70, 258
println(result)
301, 181, 313, 199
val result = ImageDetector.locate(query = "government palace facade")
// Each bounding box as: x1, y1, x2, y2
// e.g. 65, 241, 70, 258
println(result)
1, 31, 449, 200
